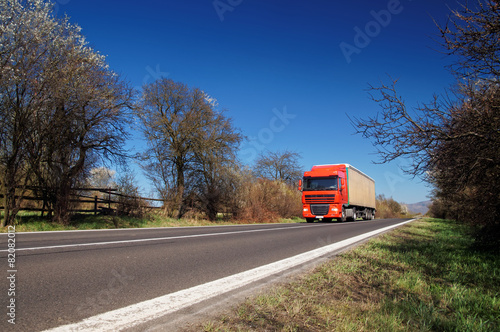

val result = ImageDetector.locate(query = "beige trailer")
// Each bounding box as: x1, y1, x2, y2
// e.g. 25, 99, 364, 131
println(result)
346, 164, 376, 209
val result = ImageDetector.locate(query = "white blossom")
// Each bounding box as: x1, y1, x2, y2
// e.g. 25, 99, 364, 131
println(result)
203, 91, 219, 108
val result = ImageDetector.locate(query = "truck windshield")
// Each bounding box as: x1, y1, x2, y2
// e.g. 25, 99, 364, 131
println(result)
303, 177, 338, 191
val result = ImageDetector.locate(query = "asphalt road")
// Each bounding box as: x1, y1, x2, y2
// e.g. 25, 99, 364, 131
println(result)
0, 218, 411, 331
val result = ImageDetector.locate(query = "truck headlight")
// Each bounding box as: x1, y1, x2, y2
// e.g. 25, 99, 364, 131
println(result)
303, 208, 309, 212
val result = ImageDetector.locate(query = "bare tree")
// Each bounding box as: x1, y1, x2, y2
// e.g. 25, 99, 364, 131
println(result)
437, 0, 500, 80
253, 150, 303, 186
33, 52, 132, 223
137, 79, 196, 218
137, 78, 242, 219
352, 79, 500, 229
429, 82, 500, 230
115, 171, 148, 217
191, 110, 242, 220
349, 78, 447, 178
351, 0, 500, 247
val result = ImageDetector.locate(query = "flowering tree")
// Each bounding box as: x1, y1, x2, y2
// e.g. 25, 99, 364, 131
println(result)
0, 0, 132, 225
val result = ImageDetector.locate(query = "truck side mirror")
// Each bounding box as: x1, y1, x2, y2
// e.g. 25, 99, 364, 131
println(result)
298, 179, 302, 191
341, 178, 345, 190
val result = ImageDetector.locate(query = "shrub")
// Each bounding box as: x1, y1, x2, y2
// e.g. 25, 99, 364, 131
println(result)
236, 179, 302, 223
376, 194, 406, 219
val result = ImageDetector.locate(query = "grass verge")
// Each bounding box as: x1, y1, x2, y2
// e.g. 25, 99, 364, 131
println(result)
0, 213, 303, 232
193, 218, 500, 331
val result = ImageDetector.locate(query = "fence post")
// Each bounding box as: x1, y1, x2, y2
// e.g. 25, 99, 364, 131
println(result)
94, 196, 98, 215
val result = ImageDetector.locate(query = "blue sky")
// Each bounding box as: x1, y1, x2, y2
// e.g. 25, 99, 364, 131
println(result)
56, 0, 459, 204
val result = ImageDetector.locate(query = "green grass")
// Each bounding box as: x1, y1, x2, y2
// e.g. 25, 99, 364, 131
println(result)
194, 218, 500, 331
0, 212, 303, 232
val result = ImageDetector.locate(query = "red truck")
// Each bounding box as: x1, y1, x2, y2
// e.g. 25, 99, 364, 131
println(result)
299, 164, 376, 222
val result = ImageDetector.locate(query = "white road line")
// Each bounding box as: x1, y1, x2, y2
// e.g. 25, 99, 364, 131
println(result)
0, 222, 283, 234
0, 224, 329, 252
43, 219, 415, 332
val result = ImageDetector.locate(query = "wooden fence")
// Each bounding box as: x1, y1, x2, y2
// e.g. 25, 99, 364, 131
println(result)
0, 187, 164, 216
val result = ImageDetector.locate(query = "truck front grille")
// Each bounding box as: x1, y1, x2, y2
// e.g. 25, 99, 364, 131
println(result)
305, 194, 335, 204
311, 204, 329, 216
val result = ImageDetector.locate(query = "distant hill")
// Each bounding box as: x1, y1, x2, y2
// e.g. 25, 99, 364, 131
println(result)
406, 200, 432, 215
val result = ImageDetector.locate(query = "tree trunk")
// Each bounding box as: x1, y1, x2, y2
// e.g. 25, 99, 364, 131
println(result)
53, 180, 72, 224
206, 198, 218, 221
52, 148, 86, 224
2, 187, 10, 228
176, 164, 185, 219
1, 179, 16, 227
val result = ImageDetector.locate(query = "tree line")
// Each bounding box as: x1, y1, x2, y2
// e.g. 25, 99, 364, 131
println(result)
4, 0, 496, 243
0, 0, 303, 226
351, 0, 500, 249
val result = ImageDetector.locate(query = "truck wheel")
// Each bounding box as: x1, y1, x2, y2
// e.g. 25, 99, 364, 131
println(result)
348, 207, 356, 221
371, 210, 375, 220
340, 208, 346, 222
306, 218, 315, 223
